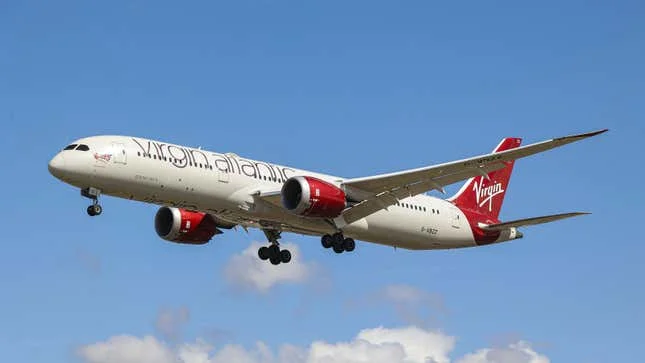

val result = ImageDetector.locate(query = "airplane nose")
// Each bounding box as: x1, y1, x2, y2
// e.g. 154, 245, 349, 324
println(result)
48, 153, 67, 178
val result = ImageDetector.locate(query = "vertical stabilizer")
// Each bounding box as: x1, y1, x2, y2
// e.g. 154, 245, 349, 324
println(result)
449, 137, 522, 220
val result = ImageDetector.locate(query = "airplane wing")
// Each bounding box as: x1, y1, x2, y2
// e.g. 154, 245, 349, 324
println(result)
252, 190, 282, 207
336, 129, 607, 226
478, 212, 590, 231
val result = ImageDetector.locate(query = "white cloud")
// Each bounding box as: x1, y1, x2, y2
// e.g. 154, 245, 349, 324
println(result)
456, 341, 550, 363
347, 284, 445, 327
155, 306, 190, 342
381, 284, 437, 305
77, 326, 549, 363
223, 242, 313, 293
77, 335, 176, 363
309, 326, 454, 363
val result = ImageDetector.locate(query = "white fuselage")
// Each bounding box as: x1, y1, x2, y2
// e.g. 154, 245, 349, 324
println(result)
48, 135, 492, 250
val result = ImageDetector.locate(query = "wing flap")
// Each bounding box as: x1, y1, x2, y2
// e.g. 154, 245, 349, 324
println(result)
479, 212, 590, 231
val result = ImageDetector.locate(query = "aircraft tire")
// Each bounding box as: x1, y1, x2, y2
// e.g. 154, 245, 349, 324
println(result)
268, 245, 280, 259
321, 234, 333, 248
332, 232, 344, 245
280, 249, 291, 264
343, 238, 355, 252
258, 246, 270, 260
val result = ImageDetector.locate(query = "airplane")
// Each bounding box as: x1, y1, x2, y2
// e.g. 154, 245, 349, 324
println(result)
48, 129, 607, 265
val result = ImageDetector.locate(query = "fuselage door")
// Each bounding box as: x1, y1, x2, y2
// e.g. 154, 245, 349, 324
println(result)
112, 143, 127, 165
451, 207, 462, 229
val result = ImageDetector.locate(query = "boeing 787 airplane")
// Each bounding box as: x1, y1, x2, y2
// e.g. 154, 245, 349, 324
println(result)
48, 129, 607, 265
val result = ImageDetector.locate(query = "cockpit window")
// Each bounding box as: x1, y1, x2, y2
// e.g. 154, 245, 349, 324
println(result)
63, 144, 77, 150
76, 144, 90, 151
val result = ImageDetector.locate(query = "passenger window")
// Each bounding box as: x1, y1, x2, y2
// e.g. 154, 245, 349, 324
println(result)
76, 144, 90, 151
63, 144, 77, 150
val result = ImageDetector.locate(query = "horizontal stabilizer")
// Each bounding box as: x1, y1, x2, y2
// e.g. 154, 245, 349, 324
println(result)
479, 212, 590, 231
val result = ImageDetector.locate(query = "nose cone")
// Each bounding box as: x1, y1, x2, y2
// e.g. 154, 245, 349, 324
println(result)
48, 153, 67, 179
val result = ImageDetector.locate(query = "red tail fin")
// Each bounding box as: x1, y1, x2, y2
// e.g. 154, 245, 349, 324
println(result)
449, 137, 522, 220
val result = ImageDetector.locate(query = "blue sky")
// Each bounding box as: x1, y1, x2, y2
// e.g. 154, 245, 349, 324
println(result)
1, 0, 643, 362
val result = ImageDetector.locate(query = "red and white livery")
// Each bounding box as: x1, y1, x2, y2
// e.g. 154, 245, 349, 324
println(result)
48, 129, 607, 265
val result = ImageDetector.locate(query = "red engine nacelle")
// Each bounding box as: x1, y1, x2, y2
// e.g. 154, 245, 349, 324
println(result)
281, 176, 346, 218
154, 207, 222, 244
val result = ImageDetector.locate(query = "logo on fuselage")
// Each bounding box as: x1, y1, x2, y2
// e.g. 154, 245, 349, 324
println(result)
94, 153, 112, 163
472, 178, 504, 212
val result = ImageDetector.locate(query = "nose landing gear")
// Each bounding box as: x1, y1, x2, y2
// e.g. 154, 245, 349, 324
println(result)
82, 187, 103, 216
321, 232, 355, 254
87, 203, 102, 216
258, 229, 292, 265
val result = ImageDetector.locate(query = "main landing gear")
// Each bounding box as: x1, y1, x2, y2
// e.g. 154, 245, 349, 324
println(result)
321, 232, 355, 254
82, 187, 103, 216
258, 229, 292, 265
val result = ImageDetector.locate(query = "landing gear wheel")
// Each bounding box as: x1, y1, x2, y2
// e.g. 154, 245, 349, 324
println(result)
258, 246, 270, 260
342, 238, 355, 252
332, 243, 344, 254
87, 204, 102, 216
268, 244, 280, 259
82, 187, 103, 216
280, 249, 292, 264
269, 256, 281, 265
321, 234, 333, 249
332, 232, 344, 245
260, 229, 288, 265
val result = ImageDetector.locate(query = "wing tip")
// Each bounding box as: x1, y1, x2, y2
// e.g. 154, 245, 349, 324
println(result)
559, 128, 609, 141
555, 211, 592, 218
587, 128, 609, 136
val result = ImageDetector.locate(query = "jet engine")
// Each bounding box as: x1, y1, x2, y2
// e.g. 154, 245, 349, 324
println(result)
281, 176, 346, 218
154, 207, 225, 244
